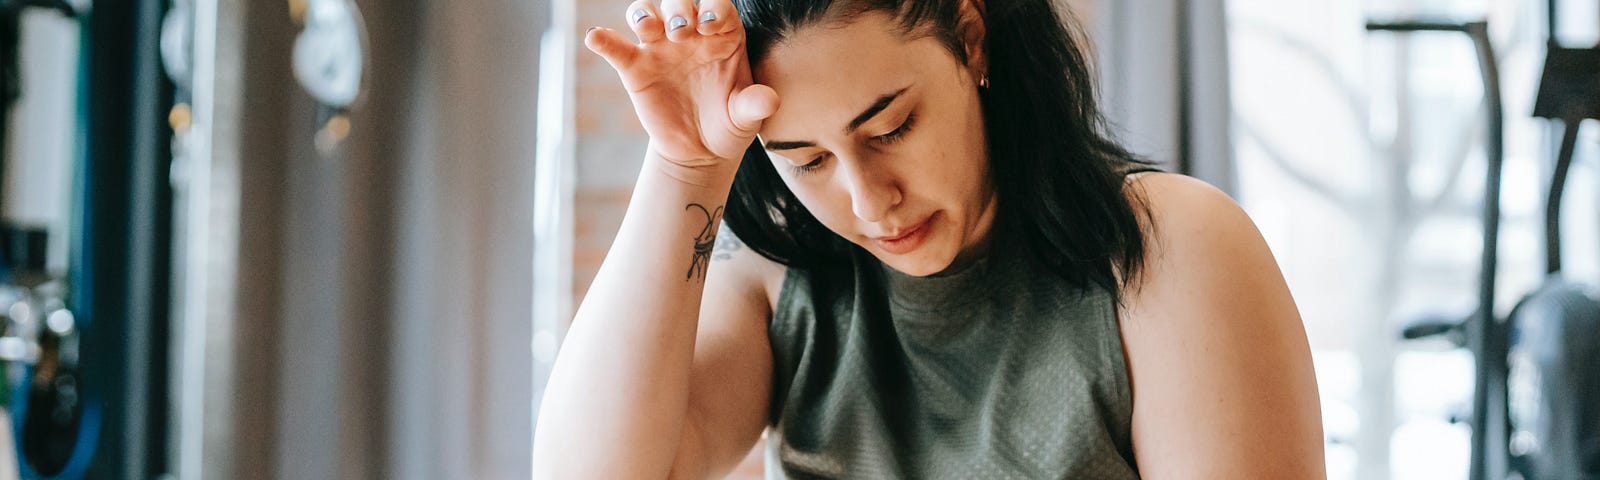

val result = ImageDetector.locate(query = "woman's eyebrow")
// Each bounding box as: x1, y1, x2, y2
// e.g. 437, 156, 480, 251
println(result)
762, 139, 816, 152
843, 86, 911, 134
762, 86, 913, 152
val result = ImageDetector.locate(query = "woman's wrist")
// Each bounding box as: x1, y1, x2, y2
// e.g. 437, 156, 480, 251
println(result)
644, 145, 743, 190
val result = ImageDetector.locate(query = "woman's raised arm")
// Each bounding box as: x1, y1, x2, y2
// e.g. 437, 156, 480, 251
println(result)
532, 0, 781, 477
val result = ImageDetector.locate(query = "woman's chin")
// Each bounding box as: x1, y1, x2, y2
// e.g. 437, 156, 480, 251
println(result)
873, 246, 957, 278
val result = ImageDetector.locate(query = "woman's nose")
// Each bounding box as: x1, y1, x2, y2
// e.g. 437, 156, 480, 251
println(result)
839, 156, 901, 223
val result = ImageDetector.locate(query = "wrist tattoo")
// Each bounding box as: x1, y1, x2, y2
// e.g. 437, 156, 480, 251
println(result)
686, 203, 723, 280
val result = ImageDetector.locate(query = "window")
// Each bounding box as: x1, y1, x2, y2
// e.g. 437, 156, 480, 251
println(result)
1228, 0, 1600, 478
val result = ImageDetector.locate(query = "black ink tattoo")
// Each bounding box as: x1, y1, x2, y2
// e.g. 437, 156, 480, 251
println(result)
714, 224, 743, 261
686, 203, 723, 280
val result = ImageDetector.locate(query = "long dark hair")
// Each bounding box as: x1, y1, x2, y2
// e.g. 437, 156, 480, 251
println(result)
723, 0, 1158, 305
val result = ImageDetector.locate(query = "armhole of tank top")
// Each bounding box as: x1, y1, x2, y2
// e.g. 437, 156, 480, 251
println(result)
765, 266, 803, 433
1122, 166, 1165, 177
770, 265, 803, 331
1102, 290, 1142, 470
1104, 291, 1136, 419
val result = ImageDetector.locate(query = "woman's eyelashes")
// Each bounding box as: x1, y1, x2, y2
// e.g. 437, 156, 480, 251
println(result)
790, 114, 918, 176
872, 113, 916, 145
793, 154, 826, 175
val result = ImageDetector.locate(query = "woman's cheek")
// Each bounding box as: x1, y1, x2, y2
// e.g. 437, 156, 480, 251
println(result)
784, 183, 846, 232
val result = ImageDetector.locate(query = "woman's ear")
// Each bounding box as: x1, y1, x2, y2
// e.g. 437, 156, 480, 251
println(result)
957, 0, 988, 81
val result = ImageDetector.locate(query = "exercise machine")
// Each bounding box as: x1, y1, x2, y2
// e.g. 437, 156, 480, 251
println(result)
1367, 18, 1512, 480
1375, 8, 1600, 479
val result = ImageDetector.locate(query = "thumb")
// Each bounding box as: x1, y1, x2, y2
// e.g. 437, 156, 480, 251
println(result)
584, 27, 637, 70
728, 84, 780, 134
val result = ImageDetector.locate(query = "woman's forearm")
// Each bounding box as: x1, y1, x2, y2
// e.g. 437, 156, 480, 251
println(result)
532, 150, 737, 478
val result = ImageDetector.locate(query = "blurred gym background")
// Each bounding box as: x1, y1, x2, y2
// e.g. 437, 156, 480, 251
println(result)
0, 0, 1594, 479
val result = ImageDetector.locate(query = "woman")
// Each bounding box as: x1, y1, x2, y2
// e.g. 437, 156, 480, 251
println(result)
533, 0, 1326, 477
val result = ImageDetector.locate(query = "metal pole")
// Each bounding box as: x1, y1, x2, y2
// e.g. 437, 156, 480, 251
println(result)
1548, 0, 1558, 43
1465, 21, 1507, 480
1365, 19, 1507, 480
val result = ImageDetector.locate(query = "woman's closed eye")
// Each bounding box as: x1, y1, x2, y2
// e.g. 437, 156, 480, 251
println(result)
873, 113, 916, 145
790, 113, 918, 176
793, 154, 827, 175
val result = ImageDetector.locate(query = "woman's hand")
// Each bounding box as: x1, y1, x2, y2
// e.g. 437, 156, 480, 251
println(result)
585, 0, 780, 170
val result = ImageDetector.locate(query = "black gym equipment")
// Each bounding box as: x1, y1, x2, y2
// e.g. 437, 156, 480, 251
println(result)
1515, 1, 1600, 477
1368, 18, 1516, 480
1374, 6, 1600, 479
0, 1, 85, 477
1, 0, 176, 478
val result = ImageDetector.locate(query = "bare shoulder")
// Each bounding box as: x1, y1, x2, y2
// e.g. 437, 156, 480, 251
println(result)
1118, 171, 1290, 334
1122, 172, 1256, 274
1117, 172, 1327, 478
706, 223, 787, 315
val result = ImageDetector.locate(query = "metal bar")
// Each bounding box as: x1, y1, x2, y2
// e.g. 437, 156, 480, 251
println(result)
1547, 121, 1580, 274
1548, 0, 1559, 42
1177, 0, 1192, 177
64, 0, 173, 477
1366, 21, 1471, 33
1464, 20, 1508, 480
0, 9, 16, 265
1367, 19, 1508, 479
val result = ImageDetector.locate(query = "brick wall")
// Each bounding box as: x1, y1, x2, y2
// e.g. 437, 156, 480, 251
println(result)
572, 0, 645, 306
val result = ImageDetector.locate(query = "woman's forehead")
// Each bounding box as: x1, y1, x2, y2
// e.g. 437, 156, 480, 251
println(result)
752, 17, 953, 138
752, 12, 940, 83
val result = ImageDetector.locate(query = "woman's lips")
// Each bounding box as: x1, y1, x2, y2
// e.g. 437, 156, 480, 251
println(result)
872, 215, 934, 255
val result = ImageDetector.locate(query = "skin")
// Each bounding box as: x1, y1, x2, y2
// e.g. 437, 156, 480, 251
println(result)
535, 0, 1327, 478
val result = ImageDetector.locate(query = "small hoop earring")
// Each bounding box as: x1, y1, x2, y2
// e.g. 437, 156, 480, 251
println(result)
979, 75, 990, 88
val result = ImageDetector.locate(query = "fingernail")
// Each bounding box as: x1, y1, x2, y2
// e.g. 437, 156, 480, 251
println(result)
699, 11, 717, 24
668, 16, 688, 30
586, 26, 599, 34
631, 9, 650, 24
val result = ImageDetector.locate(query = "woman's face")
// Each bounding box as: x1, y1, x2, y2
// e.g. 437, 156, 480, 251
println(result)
753, 12, 995, 277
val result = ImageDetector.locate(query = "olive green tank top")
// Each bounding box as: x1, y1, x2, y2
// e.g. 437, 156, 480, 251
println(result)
763, 238, 1141, 479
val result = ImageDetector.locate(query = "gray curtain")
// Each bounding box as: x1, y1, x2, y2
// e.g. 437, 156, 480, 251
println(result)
1089, 0, 1236, 196
176, 0, 542, 478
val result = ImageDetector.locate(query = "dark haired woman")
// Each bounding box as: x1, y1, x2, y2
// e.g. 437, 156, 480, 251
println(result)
533, 0, 1326, 477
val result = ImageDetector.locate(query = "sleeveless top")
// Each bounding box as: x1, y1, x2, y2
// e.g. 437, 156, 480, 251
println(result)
763, 235, 1142, 479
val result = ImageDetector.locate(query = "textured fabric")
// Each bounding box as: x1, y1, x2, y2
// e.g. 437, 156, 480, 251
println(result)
764, 236, 1142, 479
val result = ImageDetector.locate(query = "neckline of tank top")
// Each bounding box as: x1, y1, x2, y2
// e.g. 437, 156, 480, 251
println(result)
875, 232, 1027, 315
